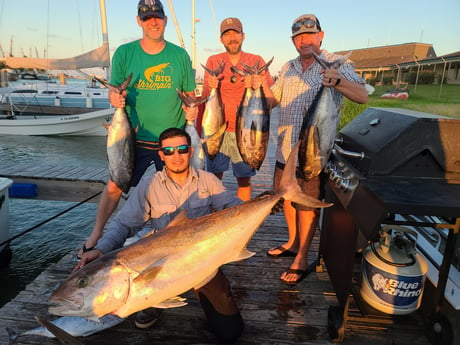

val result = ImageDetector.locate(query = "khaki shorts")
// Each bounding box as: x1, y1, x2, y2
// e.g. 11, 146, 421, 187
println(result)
273, 161, 323, 211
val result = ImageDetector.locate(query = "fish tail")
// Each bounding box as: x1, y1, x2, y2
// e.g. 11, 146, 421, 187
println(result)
278, 141, 332, 209
201, 60, 225, 77
93, 73, 132, 95
6, 327, 18, 345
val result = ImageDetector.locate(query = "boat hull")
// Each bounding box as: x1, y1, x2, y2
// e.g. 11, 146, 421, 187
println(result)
0, 108, 113, 136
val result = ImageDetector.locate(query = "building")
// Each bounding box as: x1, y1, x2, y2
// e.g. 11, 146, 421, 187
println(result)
335, 43, 460, 86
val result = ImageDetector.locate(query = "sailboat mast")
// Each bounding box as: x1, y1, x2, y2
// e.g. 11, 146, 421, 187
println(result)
99, 0, 109, 46
191, 0, 196, 70
166, 0, 185, 50
99, 0, 110, 78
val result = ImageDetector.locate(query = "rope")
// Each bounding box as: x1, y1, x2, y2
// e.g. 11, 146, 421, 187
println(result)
0, 191, 102, 247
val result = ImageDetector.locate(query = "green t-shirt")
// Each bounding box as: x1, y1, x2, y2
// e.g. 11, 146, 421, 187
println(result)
110, 40, 196, 142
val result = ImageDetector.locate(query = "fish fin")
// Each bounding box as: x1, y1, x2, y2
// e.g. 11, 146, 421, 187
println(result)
134, 263, 162, 282
153, 296, 188, 309
135, 262, 164, 283
228, 248, 256, 262
34, 316, 85, 345
86, 315, 102, 322
165, 210, 189, 228
203, 122, 228, 159
300, 125, 321, 180
280, 142, 332, 209
6, 327, 18, 344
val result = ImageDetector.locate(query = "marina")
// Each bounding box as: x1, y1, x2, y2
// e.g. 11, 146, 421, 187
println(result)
0, 111, 440, 345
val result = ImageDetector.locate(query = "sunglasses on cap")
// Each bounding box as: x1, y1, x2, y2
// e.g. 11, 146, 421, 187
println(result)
291, 18, 321, 33
138, 4, 163, 13
161, 144, 190, 156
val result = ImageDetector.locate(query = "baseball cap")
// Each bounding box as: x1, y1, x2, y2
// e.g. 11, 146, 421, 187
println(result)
138, 0, 165, 21
291, 14, 322, 38
220, 17, 243, 36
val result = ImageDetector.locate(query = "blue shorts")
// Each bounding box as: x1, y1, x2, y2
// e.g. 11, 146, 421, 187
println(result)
206, 132, 256, 178
131, 144, 163, 186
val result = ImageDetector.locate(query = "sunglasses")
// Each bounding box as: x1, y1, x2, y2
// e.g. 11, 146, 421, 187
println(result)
291, 19, 321, 33
138, 4, 163, 13
161, 144, 190, 156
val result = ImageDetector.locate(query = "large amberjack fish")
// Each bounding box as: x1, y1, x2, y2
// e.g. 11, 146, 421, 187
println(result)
201, 61, 226, 159
94, 74, 135, 193
48, 142, 331, 320
176, 90, 208, 170
233, 57, 274, 170
298, 51, 350, 180
6, 314, 123, 343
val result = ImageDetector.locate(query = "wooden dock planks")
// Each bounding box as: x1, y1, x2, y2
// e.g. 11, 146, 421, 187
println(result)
0, 109, 433, 344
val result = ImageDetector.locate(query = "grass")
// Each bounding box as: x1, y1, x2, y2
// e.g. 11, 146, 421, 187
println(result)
340, 84, 460, 129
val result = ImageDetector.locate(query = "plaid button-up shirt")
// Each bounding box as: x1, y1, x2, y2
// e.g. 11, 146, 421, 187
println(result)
272, 50, 365, 164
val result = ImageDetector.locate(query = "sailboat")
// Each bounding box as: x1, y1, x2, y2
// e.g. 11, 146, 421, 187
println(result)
0, 0, 112, 136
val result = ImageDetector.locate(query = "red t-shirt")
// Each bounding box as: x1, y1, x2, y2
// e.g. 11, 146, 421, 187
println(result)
201, 51, 274, 133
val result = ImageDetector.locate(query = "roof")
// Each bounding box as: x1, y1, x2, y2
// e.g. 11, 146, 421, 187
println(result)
335, 43, 437, 69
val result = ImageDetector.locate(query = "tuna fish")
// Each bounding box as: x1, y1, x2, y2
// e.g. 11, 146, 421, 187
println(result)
298, 51, 350, 180
201, 61, 226, 159
233, 58, 273, 170
6, 314, 123, 343
48, 141, 331, 319
33, 316, 85, 345
176, 90, 208, 170
94, 74, 135, 193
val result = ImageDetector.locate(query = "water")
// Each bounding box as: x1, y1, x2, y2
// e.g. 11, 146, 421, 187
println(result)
0, 134, 108, 307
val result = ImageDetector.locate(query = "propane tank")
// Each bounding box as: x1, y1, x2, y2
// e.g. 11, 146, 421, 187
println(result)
360, 225, 428, 315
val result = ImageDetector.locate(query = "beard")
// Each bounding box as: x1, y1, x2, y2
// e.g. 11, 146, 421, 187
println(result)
224, 40, 242, 55
167, 165, 189, 175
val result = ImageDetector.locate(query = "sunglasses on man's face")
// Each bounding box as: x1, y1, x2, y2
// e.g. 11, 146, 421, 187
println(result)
161, 144, 190, 156
291, 19, 320, 33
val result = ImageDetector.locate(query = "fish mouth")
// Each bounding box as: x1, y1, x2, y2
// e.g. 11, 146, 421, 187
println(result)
48, 293, 84, 315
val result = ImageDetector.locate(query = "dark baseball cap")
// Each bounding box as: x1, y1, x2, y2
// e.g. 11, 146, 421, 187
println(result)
138, 0, 165, 21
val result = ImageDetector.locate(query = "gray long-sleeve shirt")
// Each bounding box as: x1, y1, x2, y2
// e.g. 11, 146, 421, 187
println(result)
96, 167, 241, 254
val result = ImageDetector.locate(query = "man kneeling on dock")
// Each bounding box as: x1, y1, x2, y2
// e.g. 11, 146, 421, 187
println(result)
75, 128, 244, 344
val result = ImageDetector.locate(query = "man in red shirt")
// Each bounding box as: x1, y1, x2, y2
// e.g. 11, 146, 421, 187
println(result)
200, 17, 274, 201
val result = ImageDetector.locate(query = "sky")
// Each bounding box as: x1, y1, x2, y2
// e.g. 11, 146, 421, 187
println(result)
1, 0, 459, 78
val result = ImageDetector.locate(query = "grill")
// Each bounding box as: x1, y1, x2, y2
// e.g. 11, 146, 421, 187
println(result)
319, 108, 460, 344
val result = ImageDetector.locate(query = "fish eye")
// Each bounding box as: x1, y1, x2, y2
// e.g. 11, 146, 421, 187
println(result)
76, 276, 90, 288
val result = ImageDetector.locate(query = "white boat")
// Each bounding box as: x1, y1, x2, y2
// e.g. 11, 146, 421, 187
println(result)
0, 81, 110, 116
0, 0, 112, 136
0, 108, 112, 136
0, 177, 13, 267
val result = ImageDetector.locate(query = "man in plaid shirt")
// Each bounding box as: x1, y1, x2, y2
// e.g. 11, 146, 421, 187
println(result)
252, 14, 368, 284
